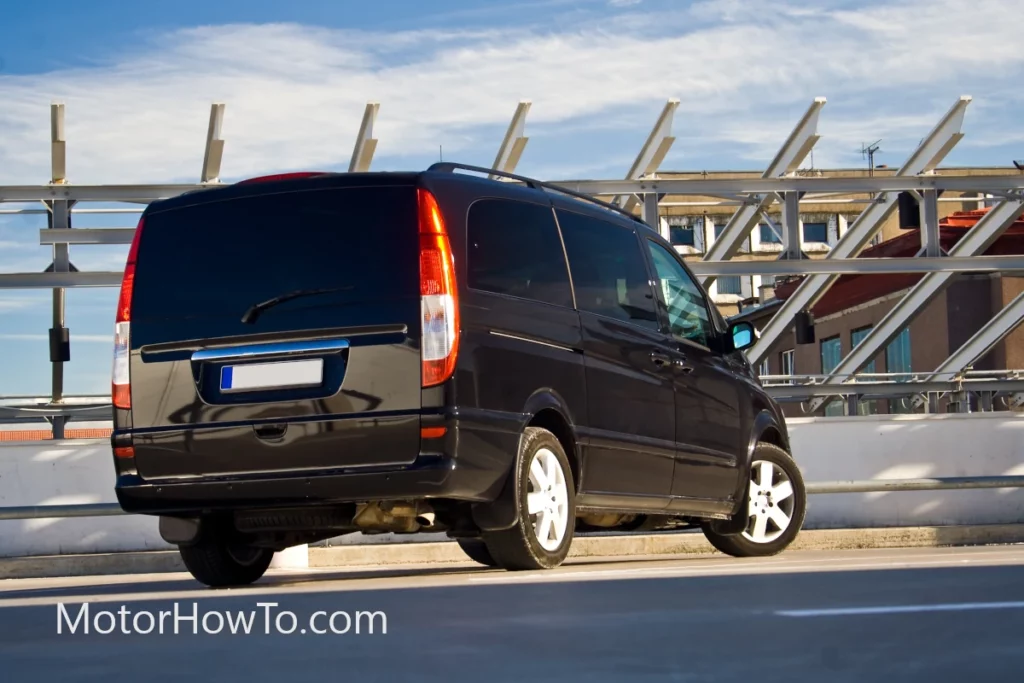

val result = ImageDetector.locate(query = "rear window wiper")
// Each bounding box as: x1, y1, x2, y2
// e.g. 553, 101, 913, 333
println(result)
241, 286, 355, 324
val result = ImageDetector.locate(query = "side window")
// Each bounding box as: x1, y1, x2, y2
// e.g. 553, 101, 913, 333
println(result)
645, 240, 713, 347
556, 210, 658, 330
466, 199, 573, 308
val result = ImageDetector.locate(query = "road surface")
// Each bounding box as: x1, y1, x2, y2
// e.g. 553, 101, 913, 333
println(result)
2, 544, 1023, 681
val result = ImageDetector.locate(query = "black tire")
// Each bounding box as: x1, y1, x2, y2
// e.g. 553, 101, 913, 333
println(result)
482, 427, 576, 570
456, 539, 498, 567
178, 525, 274, 588
702, 442, 806, 558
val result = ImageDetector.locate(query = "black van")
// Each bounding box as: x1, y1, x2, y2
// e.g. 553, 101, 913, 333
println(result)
111, 163, 806, 587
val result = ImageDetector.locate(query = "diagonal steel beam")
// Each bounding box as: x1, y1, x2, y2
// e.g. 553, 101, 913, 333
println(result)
200, 103, 226, 183
615, 99, 679, 212
349, 102, 380, 173
807, 196, 1024, 411
923, 289, 1024, 386
491, 100, 531, 178
746, 96, 974, 366
699, 97, 826, 288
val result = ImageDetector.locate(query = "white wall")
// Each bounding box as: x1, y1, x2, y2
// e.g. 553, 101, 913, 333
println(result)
0, 413, 1022, 557
0, 440, 169, 558
787, 413, 1024, 528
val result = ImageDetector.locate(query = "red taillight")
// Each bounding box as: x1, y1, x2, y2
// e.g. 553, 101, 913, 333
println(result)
116, 217, 143, 325
112, 218, 144, 409
421, 426, 447, 439
237, 172, 328, 185
113, 445, 135, 459
418, 189, 459, 387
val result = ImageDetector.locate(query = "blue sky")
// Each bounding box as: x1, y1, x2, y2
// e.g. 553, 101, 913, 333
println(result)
1, 0, 1023, 396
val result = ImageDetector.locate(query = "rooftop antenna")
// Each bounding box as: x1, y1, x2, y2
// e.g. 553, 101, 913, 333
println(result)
439, 145, 443, 162
861, 139, 882, 177
861, 139, 882, 200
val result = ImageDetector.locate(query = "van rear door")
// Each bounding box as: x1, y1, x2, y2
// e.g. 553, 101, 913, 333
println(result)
126, 179, 423, 480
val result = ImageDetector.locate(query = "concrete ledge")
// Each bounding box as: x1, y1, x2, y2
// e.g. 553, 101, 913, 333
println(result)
0, 550, 184, 580
3, 525, 1023, 580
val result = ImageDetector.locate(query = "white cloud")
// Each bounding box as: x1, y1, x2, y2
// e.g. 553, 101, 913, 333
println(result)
0, 0, 1019, 187
0, 296, 47, 314
608, 0, 643, 6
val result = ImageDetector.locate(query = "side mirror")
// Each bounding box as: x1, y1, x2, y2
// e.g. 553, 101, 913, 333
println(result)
730, 321, 757, 352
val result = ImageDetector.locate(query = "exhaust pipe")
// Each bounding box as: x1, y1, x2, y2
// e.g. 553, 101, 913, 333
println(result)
416, 512, 435, 527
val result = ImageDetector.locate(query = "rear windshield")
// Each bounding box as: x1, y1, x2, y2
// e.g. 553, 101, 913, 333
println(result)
132, 185, 418, 320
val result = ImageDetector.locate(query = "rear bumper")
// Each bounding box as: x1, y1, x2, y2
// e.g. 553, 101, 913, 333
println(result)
114, 408, 523, 516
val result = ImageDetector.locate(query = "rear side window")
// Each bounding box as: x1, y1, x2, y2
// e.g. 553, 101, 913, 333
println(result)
556, 210, 658, 330
132, 185, 418, 320
466, 199, 573, 308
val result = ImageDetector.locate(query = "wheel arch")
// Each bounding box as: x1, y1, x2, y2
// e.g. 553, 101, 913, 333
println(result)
471, 389, 582, 532
730, 408, 791, 512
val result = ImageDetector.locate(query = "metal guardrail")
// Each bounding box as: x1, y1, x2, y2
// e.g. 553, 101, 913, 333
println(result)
2, 475, 1023, 521
0, 503, 125, 521
805, 477, 1024, 494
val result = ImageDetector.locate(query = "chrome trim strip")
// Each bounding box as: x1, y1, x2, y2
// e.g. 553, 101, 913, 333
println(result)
488, 330, 574, 353
191, 338, 349, 362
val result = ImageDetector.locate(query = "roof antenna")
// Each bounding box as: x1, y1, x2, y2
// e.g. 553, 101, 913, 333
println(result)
861, 140, 882, 177
439, 145, 443, 162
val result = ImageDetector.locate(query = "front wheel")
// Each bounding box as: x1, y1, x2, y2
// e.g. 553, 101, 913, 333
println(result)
702, 442, 806, 558
482, 427, 576, 570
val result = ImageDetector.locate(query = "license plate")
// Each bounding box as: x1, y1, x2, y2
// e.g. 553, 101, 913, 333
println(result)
220, 359, 324, 393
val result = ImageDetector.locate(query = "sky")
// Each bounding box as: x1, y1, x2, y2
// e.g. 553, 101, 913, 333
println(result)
1, 0, 1023, 396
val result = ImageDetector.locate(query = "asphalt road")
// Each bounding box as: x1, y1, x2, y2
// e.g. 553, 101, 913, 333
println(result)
2, 545, 1024, 682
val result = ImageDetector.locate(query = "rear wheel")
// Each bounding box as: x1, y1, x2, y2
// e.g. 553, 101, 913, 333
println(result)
483, 427, 576, 570
456, 539, 498, 567
178, 524, 274, 588
702, 443, 806, 558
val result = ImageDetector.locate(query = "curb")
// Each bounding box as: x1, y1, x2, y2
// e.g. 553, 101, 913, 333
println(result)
3, 524, 1023, 580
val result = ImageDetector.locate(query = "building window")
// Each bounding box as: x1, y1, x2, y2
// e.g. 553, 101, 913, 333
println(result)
717, 276, 742, 295
820, 336, 844, 416
803, 222, 828, 243
820, 336, 842, 374
759, 224, 782, 244
886, 327, 912, 379
758, 358, 770, 378
780, 349, 795, 384
714, 221, 748, 252
670, 225, 695, 247
886, 327, 913, 413
851, 326, 878, 415
851, 327, 877, 374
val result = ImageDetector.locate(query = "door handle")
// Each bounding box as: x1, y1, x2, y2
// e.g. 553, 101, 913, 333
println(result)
671, 354, 695, 374
650, 351, 672, 367
674, 359, 695, 374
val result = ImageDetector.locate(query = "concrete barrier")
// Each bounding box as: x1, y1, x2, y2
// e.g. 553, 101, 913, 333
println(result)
787, 413, 1024, 528
0, 412, 1022, 558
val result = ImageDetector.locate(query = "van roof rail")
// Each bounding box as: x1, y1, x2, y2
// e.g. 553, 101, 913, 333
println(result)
427, 162, 648, 226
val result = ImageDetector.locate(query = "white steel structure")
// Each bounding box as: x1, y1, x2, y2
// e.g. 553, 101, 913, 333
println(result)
3, 96, 1024, 433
